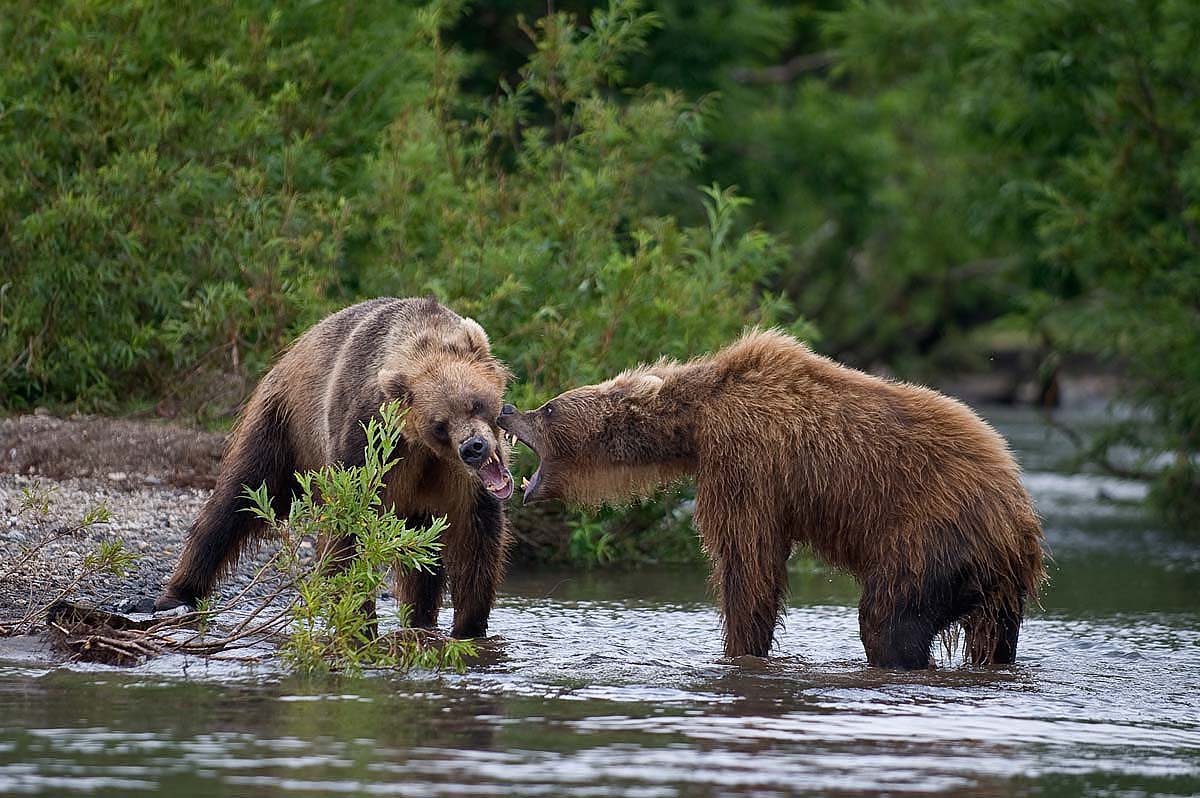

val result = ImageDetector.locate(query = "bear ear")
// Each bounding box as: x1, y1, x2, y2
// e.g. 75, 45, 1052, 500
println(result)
492, 359, 514, 386
377, 368, 410, 403
459, 317, 490, 354
611, 372, 664, 399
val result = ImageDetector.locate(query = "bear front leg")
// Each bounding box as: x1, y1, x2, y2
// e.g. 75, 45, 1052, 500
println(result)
698, 492, 791, 658
445, 488, 509, 639
316, 533, 379, 640
391, 513, 444, 628
397, 564, 445, 630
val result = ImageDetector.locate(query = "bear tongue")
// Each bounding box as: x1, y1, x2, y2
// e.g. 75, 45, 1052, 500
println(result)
480, 456, 514, 500
521, 466, 542, 504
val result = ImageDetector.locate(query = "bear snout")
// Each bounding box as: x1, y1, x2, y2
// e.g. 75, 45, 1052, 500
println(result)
459, 435, 491, 466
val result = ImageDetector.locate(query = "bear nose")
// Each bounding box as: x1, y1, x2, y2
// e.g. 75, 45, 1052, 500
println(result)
459, 435, 490, 466
500, 403, 515, 416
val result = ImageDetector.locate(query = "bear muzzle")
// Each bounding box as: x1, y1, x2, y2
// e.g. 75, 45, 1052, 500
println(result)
459, 434, 513, 500
459, 435, 490, 466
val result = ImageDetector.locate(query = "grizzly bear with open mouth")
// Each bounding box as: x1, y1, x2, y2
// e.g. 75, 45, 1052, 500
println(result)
156, 297, 513, 639
498, 329, 1045, 669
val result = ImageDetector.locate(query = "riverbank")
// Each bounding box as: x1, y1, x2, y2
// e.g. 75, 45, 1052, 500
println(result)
0, 412, 577, 629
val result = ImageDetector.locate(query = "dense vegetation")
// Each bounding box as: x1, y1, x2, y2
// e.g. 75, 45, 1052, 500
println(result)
2, 0, 1196, 541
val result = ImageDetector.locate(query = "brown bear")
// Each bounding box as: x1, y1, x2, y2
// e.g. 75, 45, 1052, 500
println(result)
156, 297, 514, 639
498, 329, 1046, 669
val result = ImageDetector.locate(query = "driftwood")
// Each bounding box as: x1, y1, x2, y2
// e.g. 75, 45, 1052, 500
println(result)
46, 600, 199, 666
42, 556, 299, 666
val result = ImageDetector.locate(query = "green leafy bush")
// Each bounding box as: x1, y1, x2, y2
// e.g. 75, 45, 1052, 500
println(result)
244, 401, 475, 675
0, 1, 434, 411
1, 1, 798, 415
355, 2, 804, 408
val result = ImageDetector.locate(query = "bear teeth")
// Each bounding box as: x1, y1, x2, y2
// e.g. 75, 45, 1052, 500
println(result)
521, 476, 530, 489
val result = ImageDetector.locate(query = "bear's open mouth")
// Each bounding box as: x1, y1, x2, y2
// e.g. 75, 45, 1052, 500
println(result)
502, 429, 544, 504
479, 451, 514, 500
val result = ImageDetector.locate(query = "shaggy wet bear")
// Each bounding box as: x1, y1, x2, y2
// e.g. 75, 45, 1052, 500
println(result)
499, 329, 1046, 669
156, 297, 514, 638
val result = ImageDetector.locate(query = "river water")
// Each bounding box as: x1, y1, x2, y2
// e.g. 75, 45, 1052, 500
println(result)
1, 408, 1198, 797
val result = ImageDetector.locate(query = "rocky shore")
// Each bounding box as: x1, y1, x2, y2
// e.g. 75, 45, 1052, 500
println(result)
2, 414, 269, 629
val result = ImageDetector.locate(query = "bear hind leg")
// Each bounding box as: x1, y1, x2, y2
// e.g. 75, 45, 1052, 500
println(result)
156, 398, 294, 610
859, 577, 962, 670
963, 593, 1024, 665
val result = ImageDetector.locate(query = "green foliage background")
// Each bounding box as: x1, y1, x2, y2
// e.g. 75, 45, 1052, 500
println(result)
2, 0, 1197, 541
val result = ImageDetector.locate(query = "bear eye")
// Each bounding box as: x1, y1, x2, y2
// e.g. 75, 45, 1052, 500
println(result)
543, 402, 554, 417
470, 399, 486, 417
432, 420, 449, 442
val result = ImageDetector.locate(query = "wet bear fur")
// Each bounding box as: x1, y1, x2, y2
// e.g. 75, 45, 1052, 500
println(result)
499, 329, 1046, 668
156, 297, 513, 638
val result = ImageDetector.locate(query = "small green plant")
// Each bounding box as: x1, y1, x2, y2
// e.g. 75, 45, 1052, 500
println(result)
17, 480, 56, 519
564, 497, 702, 568
0, 492, 124, 635
244, 401, 475, 675
81, 539, 136, 577
567, 514, 618, 567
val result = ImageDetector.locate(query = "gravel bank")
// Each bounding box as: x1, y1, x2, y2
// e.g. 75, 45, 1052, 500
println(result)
1, 414, 264, 630
0, 473, 283, 628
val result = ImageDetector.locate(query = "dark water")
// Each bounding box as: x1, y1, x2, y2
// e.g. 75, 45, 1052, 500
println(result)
2, 408, 1199, 797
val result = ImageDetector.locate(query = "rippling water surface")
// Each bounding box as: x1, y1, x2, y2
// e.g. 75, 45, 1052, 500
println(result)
2, 408, 1198, 797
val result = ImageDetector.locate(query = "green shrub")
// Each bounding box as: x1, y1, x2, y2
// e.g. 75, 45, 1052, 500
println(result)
355, 2, 806, 408
244, 401, 475, 675
0, 1, 434, 411
2, 1, 800, 414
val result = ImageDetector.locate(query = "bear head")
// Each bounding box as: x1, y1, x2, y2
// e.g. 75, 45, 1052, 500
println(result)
379, 316, 514, 500
498, 369, 692, 505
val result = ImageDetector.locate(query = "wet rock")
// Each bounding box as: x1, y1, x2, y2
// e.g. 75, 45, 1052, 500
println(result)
114, 596, 159, 614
